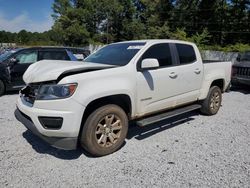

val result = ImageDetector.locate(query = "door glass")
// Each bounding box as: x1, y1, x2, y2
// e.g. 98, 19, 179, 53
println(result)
141, 44, 173, 67
15, 51, 38, 64
176, 44, 196, 64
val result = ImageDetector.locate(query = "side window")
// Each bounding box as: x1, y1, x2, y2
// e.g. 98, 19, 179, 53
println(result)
66, 50, 78, 61
176, 44, 196, 64
67, 49, 85, 60
15, 51, 38, 64
39, 51, 69, 61
141, 44, 173, 67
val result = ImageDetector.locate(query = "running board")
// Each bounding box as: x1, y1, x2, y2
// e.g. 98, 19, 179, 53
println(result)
136, 104, 201, 127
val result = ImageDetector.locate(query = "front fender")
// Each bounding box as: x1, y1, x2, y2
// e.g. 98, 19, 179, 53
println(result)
60, 67, 137, 117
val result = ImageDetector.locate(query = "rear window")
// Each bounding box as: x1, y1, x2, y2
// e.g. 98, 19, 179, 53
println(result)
176, 44, 196, 64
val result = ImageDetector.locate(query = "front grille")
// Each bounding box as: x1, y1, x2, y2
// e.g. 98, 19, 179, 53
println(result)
236, 67, 250, 77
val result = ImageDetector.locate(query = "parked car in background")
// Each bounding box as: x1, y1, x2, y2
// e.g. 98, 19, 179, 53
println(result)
231, 51, 250, 86
0, 48, 20, 58
0, 47, 90, 96
15, 40, 231, 156
0, 47, 18, 55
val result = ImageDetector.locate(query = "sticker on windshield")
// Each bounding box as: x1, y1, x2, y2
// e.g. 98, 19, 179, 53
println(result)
127, 45, 144, 50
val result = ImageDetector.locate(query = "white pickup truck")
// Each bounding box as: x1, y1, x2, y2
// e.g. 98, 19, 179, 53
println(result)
15, 40, 231, 156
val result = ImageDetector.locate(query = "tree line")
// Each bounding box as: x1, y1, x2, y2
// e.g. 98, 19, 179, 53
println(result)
0, 30, 56, 46
0, 0, 249, 51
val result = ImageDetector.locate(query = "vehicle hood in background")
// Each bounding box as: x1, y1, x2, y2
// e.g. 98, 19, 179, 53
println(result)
23, 60, 116, 84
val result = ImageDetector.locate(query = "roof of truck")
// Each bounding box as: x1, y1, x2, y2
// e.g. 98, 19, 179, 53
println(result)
115, 39, 195, 45
119, 39, 193, 44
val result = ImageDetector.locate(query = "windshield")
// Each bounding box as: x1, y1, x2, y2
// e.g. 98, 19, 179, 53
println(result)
0, 51, 13, 62
0, 49, 20, 62
240, 52, 250, 61
84, 42, 146, 66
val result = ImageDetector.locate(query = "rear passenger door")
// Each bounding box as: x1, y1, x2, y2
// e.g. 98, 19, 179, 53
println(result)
136, 43, 183, 115
173, 43, 203, 106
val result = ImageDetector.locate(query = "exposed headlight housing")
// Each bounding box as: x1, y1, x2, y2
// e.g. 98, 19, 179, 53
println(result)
36, 83, 77, 100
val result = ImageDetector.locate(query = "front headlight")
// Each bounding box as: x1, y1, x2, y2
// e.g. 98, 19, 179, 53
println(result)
36, 83, 77, 100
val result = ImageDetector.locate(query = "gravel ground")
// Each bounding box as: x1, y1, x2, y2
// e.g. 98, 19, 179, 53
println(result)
0, 89, 250, 187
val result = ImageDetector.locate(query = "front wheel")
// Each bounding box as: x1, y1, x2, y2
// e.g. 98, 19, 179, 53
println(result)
80, 104, 128, 157
200, 86, 222, 115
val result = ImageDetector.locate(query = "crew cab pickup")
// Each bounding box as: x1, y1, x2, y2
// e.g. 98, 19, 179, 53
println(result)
15, 40, 232, 156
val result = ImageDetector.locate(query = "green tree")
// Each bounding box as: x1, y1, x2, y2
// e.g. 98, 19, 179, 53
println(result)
1, 0, 250, 49
134, 0, 173, 39
17, 30, 30, 44
171, 28, 211, 47
51, 0, 148, 44
226, 0, 250, 44
173, 0, 200, 30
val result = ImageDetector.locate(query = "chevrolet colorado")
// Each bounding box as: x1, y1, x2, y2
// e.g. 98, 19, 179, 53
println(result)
15, 40, 232, 156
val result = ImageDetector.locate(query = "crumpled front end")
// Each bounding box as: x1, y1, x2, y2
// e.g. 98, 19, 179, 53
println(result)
15, 82, 86, 150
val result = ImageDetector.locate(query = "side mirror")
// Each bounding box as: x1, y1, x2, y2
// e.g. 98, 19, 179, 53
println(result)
140, 58, 159, 70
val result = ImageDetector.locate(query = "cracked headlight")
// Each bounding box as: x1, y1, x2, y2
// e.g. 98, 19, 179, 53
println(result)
36, 83, 77, 100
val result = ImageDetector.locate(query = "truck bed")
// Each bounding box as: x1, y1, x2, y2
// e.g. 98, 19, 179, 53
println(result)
202, 61, 232, 93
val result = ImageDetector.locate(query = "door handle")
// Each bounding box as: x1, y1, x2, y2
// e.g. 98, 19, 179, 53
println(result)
194, 69, 201, 74
169, 72, 178, 79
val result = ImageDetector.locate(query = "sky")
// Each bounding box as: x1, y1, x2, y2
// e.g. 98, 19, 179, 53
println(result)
0, 0, 54, 33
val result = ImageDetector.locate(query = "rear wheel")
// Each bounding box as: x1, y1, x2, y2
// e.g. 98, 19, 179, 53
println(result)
80, 104, 128, 157
200, 86, 222, 115
0, 80, 5, 96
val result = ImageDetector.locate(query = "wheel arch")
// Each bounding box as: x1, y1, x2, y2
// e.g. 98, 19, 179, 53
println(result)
210, 79, 224, 91
84, 94, 132, 117
78, 94, 132, 138
199, 77, 226, 100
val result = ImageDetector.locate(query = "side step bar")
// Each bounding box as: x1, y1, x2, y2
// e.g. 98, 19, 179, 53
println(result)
136, 104, 201, 127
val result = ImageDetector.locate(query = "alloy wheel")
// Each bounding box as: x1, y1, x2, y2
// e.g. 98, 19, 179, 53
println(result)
95, 114, 122, 148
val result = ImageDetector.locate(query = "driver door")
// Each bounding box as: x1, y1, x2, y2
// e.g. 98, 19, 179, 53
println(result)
10, 49, 38, 88
136, 43, 181, 115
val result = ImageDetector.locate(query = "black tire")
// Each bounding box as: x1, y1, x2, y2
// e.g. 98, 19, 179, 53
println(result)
200, 86, 222, 115
80, 104, 128, 157
0, 80, 5, 96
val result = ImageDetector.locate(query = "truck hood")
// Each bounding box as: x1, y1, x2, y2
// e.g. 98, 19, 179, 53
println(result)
23, 60, 116, 84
